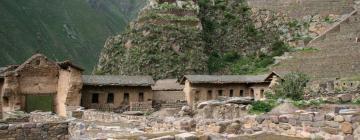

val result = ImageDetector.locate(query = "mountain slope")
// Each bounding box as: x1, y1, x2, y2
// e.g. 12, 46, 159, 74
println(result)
0, 0, 145, 72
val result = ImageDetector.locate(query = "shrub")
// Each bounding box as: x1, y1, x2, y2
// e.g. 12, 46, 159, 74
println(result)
292, 98, 324, 108
250, 100, 277, 113
274, 72, 309, 101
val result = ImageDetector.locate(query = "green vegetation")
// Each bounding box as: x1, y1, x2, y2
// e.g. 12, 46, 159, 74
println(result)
249, 99, 278, 114
292, 98, 325, 108
273, 72, 310, 100
0, 0, 145, 72
199, 0, 290, 75
296, 47, 320, 52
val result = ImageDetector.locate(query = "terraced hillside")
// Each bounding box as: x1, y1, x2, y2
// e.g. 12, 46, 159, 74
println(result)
272, 10, 360, 81
0, 0, 145, 72
96, 0, 208, 80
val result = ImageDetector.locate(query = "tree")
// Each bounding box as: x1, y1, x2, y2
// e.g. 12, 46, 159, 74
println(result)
274, 72, 309, 100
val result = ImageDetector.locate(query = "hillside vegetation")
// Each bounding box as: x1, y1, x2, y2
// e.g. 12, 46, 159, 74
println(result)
96, 0, 289, 79
0, 0, 145, 72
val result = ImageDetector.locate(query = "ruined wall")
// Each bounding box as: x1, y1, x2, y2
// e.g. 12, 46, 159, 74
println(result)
56, 67, 83, 116
81, 86, 153, 109
247, 0, 354, 19
0, 122, 69, 139
15, 56, 59, 95
153, 91, 185, 102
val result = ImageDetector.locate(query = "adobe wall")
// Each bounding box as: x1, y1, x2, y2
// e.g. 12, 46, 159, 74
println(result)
249, 83, 269, 101
246, 0, 354, 19
184, 81, 254, 106
81, 86, 153, 109
56, 67, 82, 116
16, 56, 59, 95
153, 91, 185, 102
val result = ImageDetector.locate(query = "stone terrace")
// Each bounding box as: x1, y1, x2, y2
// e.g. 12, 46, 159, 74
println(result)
272, 10, 360, 81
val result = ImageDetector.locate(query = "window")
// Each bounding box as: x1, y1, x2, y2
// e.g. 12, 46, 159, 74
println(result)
351, 83, 353, 87
218, 90, 223, 96
240, 90, 244, 97
107, 93, 114, 103
229, 89, 234, 97
250, 89, 255, 98
91, 93, 99, 103
123, 93, 129, 104
138, 92, 144, 102
207, 90, 212, 100
3, 97, 9, 106
195, 91, 200, 102
260, 89, 265, 98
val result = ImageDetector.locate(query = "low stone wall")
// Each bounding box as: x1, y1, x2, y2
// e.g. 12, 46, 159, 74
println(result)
0, 121, 69, 140
82, 110, 146, 123
148, 108, 360, 139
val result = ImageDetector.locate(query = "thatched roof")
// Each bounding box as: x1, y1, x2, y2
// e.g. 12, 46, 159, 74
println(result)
152, 79, 184, 91
82, 75, 155, 86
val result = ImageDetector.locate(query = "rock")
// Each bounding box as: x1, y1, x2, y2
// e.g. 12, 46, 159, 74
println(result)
224, 97, 253, 105
351, 115, 360, 123
122, 111, 144, 116
312, 121, 325, 127
322, 127, 339, 134
225, 122, 241, 134
325, 113, 335, 121
339, 109, 360, 115
305, 127, 320, 133
150, 135, 175, 140
181, 106, 191, 112
313, 112, 324, 121
279, 114, 290, 123
326, 121, 339, 128
334, 115, 345, 122
174, 133, 197, 140
279, 123, 291, 130
344, 115, 353, 122
344, 135, 354, 140
341, 122, 353, 134
299, 112, 314, 121
255, 115, 266, 124
197, 100, 223, 109
269, 103, 298, 115
337, 94, 352, 103
269, 115, 279, 124
0, 124, 9, 130
335, 107, 349, 114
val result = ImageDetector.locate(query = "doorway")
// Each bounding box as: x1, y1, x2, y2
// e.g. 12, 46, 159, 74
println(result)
25, 95, 54, 113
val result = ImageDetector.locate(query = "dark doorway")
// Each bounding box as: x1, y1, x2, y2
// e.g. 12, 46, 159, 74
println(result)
138, 92, 144, 102
107, 93, 114, 103
26, 95, 53, 113
123, 93, 130, 104
229, 89, 234, 97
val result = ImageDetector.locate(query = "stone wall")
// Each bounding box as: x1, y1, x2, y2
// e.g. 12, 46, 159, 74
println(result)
148, 107, 360, 139
247, 0, 354, 19
0, 121, 69, 140
272, 10, 360, 82
82, 110, 146, 123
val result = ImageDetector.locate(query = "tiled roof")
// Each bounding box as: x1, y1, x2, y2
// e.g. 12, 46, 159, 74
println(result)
179, 74, 270, 84
82, 75, 155, 86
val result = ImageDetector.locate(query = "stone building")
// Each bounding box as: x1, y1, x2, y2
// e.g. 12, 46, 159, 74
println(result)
0, 54, 83, 118
81, 75, 154, 112
152, 79, 185, 103
179, 72, 280, 106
